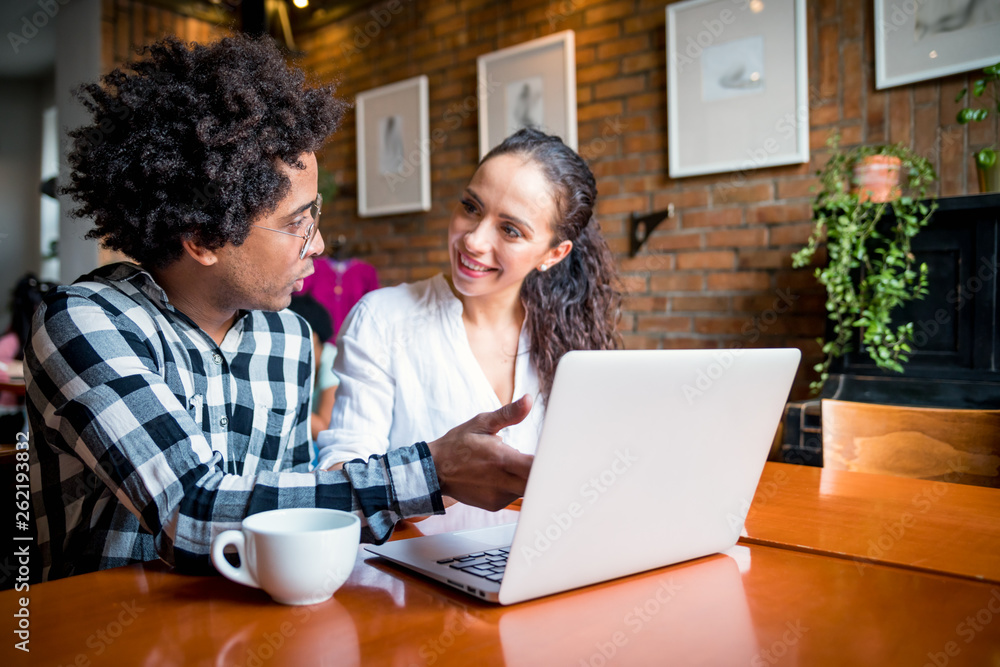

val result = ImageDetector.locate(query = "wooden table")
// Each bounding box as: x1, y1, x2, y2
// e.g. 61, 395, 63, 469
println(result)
742, 462, 1000, 583
4, 464, 1000, 665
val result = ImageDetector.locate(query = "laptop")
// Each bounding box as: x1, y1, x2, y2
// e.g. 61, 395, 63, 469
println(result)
366, 348, 801, 605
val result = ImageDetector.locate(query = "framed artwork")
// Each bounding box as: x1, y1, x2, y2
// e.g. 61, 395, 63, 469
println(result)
875, 0, 1000, 89
356, 75, 431, 217
666, 0, 809, 178
477, 30, 577, 159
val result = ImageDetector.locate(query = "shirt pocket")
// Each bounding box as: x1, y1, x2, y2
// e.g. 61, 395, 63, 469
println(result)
246, 406, 295, 473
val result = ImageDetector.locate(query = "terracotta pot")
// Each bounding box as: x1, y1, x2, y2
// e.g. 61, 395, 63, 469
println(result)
977, 162, 1000, 194
853, 155, 902, 203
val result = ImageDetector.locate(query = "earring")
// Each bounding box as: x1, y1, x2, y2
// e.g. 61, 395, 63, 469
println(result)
539, 264, 548, 272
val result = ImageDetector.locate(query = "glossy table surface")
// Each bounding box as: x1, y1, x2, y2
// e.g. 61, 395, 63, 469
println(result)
743, 462, 1000, 583
4, 464, 1000, 666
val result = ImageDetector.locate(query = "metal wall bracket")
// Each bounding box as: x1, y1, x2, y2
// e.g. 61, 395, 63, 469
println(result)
628, 203, 675, 257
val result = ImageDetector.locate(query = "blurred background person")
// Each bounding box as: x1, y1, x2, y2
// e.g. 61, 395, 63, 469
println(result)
1, 274, 57, 441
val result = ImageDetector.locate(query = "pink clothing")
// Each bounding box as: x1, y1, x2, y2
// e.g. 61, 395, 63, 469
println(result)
0, 331, 22, 408
295, 258, 379, 340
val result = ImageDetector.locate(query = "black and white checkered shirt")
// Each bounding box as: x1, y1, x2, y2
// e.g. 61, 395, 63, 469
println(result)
27, 263, 443, 581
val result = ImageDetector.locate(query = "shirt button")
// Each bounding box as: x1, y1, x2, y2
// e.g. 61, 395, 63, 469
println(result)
220, 416, 229, 426
212, 353, 222, 365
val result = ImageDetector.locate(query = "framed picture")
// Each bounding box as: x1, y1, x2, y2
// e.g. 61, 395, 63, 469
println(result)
875, 0, 1000, 89
356, 75, 431, 217
666, 0, 809, 178
477, 31, 577, 159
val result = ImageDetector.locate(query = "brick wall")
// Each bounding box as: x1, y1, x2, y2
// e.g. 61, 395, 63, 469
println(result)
101, 0, 998, 398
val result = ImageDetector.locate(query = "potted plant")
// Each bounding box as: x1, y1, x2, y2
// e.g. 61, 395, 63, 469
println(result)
957, 61, 1000, 193
792, 136, 938, 393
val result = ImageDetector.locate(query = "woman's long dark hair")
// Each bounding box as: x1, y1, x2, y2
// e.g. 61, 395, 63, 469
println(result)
481, 128, 622, 402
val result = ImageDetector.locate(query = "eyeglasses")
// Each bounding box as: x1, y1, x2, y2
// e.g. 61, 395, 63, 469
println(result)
251, 194, 322, 260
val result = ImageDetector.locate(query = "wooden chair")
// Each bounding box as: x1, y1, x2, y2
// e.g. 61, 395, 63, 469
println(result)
821, 399, 1000, 488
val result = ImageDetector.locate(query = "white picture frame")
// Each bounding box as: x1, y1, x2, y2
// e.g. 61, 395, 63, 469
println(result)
666, 0, 809, 178
875, 0, 1000, 89
477, 31, 578, 159
356, 75, 431, 217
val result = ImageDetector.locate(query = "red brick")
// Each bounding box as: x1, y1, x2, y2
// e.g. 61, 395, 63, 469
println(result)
713, 182, 773, 205
598, 195, 649, 216
939, 126, 965, 196
637, 315, 692, 333
578, 62, 621, 85
624, 174, 670, 194
810, 127, 835, 151
622, 53, 658, 74
654, 189, 709, 210
746, 203, 812, 225
706, 272, 771, 291
577, 23, 622, 47
770, 222, 818, 247
671, 296, 730, 312
619, 254, 673, 273
738, 249, 794, 270
650, 273, 703, 292
683, 208, 743, 229
676, 250, 735, 270
423, 3, 457, 22
624, 134, 662, 155
622, 334, 659, 350
818, 24, 838, 99
811, 103, 839, 126
578, 100, 625, 122
694, 316, 751, 336
585, 1, 633, 24
623, 296, 668, 312
913, 81, 938, 106
627, 92, 661, 113
597, 36, 649, 61
914, 105, 941, 174
591, 157, 641, 177
842, 42, 863, 121
889, 88, 912, 145
705, 228, 768, 248
595, 75, 647, 100
646, 231, 702, 251
777, 178, 820, 199
842, 0, 863, 38
620, 274, 649, 292
774, 269, 822, 291
659, 337, 718, 350
867, 91, 887, 144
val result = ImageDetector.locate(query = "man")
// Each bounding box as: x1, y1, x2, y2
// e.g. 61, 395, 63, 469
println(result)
27, 34, 533, 581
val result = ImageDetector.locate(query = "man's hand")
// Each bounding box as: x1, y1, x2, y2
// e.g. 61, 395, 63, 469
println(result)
427, 395, 535, 511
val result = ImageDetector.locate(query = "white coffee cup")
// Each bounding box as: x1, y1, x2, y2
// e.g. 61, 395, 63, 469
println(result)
211, 508, 361, 605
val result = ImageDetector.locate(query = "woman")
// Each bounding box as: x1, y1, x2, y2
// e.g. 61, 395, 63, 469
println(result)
316, 128, 620, 476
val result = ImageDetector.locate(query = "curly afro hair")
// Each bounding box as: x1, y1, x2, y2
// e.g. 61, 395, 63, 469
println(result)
63, 34, 346, 270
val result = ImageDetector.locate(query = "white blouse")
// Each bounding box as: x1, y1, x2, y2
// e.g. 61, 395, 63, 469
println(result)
316, 274, 545, 469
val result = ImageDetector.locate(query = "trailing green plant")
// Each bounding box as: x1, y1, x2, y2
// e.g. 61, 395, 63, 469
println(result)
792, 135, 938, 393
956, 61, 1000, 170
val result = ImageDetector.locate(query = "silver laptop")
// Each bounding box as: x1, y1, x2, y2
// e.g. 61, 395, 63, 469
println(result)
366, 348, 801, 605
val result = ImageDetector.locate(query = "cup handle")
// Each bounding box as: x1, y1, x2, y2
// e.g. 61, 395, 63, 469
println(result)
211, 530, 259, 589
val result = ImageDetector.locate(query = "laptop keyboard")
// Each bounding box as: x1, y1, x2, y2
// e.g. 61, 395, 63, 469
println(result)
436, 547, 510, 582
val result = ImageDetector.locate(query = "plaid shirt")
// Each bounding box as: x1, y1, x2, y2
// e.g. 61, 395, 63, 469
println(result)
27, 263, 443, 581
